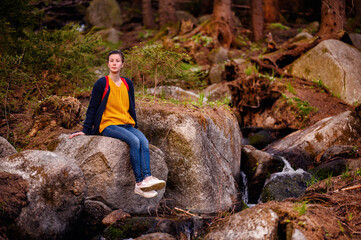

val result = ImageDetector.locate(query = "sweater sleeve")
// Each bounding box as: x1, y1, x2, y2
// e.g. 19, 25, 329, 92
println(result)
126, 78, 138, 128
82, 78, 105, 134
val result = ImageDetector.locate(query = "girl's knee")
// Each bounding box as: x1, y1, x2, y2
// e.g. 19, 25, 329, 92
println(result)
129, 137, 140, 149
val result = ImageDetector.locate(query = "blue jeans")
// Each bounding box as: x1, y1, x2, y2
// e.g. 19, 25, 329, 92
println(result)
101, 124, 151, 183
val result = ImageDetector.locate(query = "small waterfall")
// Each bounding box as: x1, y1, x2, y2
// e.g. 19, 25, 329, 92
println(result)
264, 156, 306, 186
258, 156, 311, 203
240, 171, 249, 204
281, 156, 294, 172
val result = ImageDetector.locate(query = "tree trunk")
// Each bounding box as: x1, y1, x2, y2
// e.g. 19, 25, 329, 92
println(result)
263, 0, 279, 23
142, 0, 155, 28
318, 0, 346, 36
251, 0, 264, 41
213, 0, 231, 24
159, 0, 177, 27
212, 0, 233, 48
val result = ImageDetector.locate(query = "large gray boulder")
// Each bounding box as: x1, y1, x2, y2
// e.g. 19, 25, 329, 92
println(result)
55, 134, 168, 214
203, 82, 232, 103
147, 86, 203, 103
260, 169, 311, 203
209, 63, 225, 84
137, 101, 241, 213
205, 205, 279, 239
0, 150, 86, 240
349, 33, 361, 51
288, 39, 361, 105
266, 111, 361, 170
0, 136, 17, 158
96, 27, 121, 43
86, 0, 122, 28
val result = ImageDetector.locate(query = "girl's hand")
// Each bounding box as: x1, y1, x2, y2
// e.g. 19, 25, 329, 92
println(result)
69, 131, 85, 139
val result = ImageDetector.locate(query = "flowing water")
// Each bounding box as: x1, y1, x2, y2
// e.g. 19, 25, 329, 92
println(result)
240, 171, 249, 204
240, 156, 309, 206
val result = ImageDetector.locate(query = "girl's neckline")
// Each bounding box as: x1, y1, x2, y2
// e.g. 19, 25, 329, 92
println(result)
108, 76, 122, 87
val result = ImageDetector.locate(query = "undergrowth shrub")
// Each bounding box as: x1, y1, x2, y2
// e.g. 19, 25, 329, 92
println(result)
0, 24, 106, 117
122, 43, 204, 92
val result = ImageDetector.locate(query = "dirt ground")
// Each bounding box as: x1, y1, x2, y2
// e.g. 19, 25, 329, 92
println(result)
1, 25, 360, 239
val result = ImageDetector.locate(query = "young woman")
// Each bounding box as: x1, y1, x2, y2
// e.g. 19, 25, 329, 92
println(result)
69, 50, 165, 198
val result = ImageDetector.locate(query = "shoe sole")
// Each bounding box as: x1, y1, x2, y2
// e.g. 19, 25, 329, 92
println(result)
140, 182, 166, 192
134, 190, 158, 198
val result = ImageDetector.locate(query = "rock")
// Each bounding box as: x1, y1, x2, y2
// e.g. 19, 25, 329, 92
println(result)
291, 228, 308, 240
0, 150, 86, 240
232, 58, 246, 65
349, 33, 361, 51
242, 128, 279, 149
205, 205, 279, 239
179, 19, 194, 35
103, 217, 157, 239
55, 134, 168, 214
309, 145, 360, 179
147, 86, 203, 103
287, 32, 313, 44
0, 172, 28, 225
209, 63, 225, 84
135, 232, 176, 240
102, 209, 131, 226
176, 10, 198, 24
259, 169, 312, 203
208, 47, 229, 64
96, 28, 121, 43
308, 158, 347, 180
137, 101, 241, 213
266, 111, 361, 170
203, 82, 232, 102
86, 0, 122, 28
0, 137, 17, 159
103, 216, 200, 239
241, 145, 284, 203
316, 145, 358, 163
288, 39, 361, 105
74, 200, 112, 239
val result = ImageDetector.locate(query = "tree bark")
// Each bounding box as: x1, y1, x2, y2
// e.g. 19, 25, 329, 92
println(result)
263, 0, 279, 23
142, 0, 155, 28
251, 0, 264, 41
159, 0, 177, 27
212, 0, 233, 48
318, 0, 346, 36
213, 0, 231, 24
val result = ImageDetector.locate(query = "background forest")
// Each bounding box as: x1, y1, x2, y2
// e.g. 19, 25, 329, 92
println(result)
0, 0, 360, 147
1, 1, 361, 240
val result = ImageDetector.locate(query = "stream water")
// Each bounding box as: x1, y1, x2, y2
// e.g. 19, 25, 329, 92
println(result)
239, 156, 309, 207
264, 156, 308, 186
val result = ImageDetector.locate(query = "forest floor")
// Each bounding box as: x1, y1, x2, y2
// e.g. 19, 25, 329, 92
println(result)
0, 23, 356, 152
1, 24, 360, 239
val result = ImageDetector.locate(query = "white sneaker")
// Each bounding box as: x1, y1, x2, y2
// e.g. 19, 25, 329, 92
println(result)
139, 176, 166, 192
134, 184, 158, 198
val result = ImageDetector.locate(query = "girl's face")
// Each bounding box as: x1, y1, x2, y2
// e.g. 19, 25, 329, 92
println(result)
108, 54, 124, 73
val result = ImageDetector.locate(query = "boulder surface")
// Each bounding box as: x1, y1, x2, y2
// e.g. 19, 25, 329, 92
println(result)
56, 134, 168, 214
266, 111, 361, 170
0, 150, 86, 240
205, 205, 279, 239
288, 39, 361, 105
137, 99, 242, 213
0, 136, 17, 159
